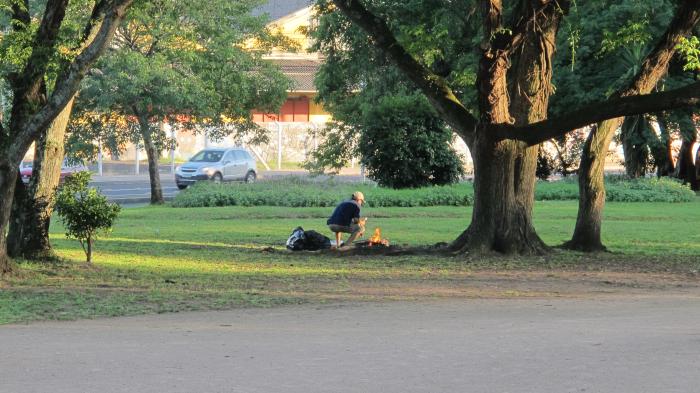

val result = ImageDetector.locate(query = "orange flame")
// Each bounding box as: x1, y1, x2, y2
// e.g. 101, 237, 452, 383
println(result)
369, 227, 382, 244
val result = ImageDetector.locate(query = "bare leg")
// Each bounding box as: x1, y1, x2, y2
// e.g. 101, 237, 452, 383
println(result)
335, 232, 342, 248
344, 225, 364, 245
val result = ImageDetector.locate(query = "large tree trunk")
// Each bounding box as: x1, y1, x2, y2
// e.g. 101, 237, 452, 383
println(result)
138, 115, 164, 204
452, 136, 547, 254
621, 116, 649, 178
675, 127, 699, 191
0, 165, 20, 275
451, 0, 561, 255
566, 121, 620, 251
568, 2, 700, 251
7, 97, 75, 259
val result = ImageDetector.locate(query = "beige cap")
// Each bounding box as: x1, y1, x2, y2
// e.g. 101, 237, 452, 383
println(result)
352, 191, 365, 202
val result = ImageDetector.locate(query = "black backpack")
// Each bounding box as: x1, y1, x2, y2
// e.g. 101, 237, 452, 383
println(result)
303, 230, 331, 251
286, 227, 306, 251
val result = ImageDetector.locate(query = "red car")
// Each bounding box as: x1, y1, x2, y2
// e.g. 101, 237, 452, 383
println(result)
20, 160, 89, 184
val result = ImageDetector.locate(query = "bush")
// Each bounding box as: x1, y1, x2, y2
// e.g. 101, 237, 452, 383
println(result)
55, 172, 121, 263
535, 177, 696, 202
173, 177, 695, 208
358, 94, 464, 188
173, 178, 474, 208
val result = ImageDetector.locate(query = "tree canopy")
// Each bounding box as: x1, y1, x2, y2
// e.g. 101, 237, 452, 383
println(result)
72, 0, 292, 202
326, 0, 700, 254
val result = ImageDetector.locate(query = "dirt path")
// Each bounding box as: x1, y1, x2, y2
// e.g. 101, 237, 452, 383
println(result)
2, 291, 700, 393
273, 270, 700, 302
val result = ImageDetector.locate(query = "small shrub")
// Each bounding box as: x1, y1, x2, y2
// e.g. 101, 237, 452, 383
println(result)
55, 171, 121, 263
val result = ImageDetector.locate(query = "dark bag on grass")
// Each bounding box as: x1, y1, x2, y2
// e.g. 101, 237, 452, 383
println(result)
303, 230, 331, 250
286, 227, 306, 251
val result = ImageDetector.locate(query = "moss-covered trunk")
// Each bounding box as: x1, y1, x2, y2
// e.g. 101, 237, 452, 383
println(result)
0, 163, 20, 275
566, 120, 621, 251
7, 97, 75, 259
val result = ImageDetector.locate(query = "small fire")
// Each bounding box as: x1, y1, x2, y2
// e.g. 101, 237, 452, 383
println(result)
368, 227, 389, 246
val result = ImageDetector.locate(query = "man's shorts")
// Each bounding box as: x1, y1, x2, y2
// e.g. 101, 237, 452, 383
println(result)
328, 223, 362, 235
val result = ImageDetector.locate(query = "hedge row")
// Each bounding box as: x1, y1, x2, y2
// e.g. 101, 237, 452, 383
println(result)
535, 177, 696, 203
172, 177, 695, 208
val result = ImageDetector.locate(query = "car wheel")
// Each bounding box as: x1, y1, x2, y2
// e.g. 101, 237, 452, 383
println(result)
177, 184, 188, 190
211, 172, 223, 184
244, 171, 256, 183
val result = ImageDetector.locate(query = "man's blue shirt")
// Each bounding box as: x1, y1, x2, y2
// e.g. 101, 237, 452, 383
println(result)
327, 200, 361, 227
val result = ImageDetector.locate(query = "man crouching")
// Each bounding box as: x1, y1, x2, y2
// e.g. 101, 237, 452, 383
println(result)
327, 191, 366, 248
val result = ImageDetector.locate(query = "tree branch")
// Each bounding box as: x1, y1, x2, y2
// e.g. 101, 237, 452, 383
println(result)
9, 0, 134, 161
502, 0, 700, 146
494, 81, 700, 145
502, 1, 570, 57
622, 0, 700, 97
331, 0, 478, 140
9, 0, 69, 118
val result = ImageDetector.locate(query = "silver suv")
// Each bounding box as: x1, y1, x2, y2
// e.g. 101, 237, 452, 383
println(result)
175, 147, 257, 189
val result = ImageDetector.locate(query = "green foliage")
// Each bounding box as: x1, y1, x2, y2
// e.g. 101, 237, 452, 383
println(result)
55, 171, 121, 262
173, 176, 694, 209
677, 36, 700, 72
535, 177, 696, 202
172, 178, 474, 208
358, 94, 464, 188
599, 20, 651, 56
308, 2, 468, 186
68, 0, 291, 158
550, 0, 675, 115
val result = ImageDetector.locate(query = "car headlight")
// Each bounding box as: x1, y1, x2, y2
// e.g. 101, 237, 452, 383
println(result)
175, 165, 182, 174
200, 167, 215, 175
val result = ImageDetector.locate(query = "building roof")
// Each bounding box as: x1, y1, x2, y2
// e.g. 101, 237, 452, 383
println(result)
254, 0, 315, 22
269, 59, 320, 92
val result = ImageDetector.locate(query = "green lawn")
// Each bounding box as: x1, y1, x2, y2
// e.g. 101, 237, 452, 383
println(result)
1, 199, 699, 324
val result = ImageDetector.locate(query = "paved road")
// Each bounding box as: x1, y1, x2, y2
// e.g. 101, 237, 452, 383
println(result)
2, 296, 700, 393
91, 178, 180, 203
90, 171, 369, 203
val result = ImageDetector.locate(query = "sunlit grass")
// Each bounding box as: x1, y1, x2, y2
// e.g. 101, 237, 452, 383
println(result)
2, 199, 699, 324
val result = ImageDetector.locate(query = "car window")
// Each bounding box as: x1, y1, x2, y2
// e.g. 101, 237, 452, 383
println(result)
241, 150, 253, 160
223, 151, 235, 162
233, 151, 246, 161
190, 150, 224, 162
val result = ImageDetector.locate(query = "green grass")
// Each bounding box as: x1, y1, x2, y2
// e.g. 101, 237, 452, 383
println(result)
2, 199, 700, 324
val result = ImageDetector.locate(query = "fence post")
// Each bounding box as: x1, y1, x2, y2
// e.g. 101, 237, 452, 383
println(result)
97, 140, 103, 176
167, 123, 176, 174
135, 145, 140, 175
276, 121, 282, 170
